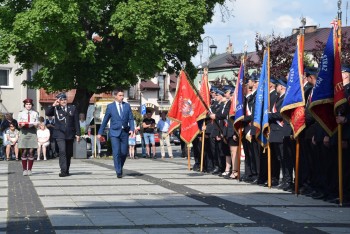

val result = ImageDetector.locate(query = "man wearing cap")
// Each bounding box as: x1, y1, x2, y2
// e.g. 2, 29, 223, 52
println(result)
98, 88, 135, 178
298, 67, 318, 194
268, 77, 293, 190
46, 93, 80, 177
270, 78, 278, 107
333, 64, 350, 203
241, 74, 260, 183
18, 98, 39, 176
209, 88, 226, 174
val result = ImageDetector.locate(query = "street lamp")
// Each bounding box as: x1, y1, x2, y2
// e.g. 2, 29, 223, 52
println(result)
158, 73, 165, 113
198, 36, 217, 67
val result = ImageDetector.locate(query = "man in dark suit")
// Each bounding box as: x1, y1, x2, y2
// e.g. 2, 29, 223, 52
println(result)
98, 88, 135, 178
46, 93, 81, 177
268, 77, 293, 190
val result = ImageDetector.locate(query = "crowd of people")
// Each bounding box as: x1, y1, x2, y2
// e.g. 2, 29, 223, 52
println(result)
188, 64, 350, 205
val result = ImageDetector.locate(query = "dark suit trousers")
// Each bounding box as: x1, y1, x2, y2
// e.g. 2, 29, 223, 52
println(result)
110, 131, 129, 174
270, 142, 282, 181
248, 138, 260, 177
242, 137, 253, 177
56, 139, 74, 173
282, 137, 294, 184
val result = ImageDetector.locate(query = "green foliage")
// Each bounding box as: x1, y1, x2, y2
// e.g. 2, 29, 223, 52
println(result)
0, 0, 224, 96
254, 32, 295, 78
132, 110, 142, 126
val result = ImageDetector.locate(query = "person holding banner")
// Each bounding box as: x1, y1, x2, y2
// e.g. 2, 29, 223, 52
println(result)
211, 87, 232, 178
208, 89, 221, 174
241, 74, 260, 183
268, 77, 293, 190
209, 88, 227, 175
333, 65, 350, 204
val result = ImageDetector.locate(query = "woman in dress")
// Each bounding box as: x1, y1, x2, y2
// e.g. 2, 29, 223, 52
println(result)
128, 130, 137, 159
17, 98, 39, 176
37, 122, 50, 161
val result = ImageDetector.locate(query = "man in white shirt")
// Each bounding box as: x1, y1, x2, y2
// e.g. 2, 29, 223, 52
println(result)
157, 112, 173, 159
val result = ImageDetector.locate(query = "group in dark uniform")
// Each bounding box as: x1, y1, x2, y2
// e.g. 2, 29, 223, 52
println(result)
190, 64, 350, 205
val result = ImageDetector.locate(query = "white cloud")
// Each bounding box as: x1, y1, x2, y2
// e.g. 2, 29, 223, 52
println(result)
192, 0, 340, 66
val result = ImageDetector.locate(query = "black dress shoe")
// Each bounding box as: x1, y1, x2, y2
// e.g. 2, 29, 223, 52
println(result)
192, 164, 200, 172
211, 167, 220, 175
276, 182, 286, 189
59, 172, 68, 177
282, 183, 294, 191
117, 174, 122, 178
312, 191, 325, 199
243, 176, 254, 183
257, 179, 267, 185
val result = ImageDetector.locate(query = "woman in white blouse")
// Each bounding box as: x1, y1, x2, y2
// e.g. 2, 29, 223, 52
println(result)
37, 122, 50, 160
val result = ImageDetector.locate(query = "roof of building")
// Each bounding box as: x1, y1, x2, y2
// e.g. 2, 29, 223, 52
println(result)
140, 80, 159, 90
201, 26, 350, 70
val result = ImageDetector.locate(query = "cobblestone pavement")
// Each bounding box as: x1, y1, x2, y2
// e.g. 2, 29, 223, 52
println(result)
1, 149, 350, 234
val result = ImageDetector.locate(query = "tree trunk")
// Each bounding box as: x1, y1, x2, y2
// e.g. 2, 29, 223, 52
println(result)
72, 88, 94, 115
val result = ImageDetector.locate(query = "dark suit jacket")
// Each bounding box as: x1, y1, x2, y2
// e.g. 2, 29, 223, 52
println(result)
98, 101, 135, 137
243, 91, 257, 136
268, 94, 292, 143
344, 83, 350, 101
211, 99, 231, 138
206, 100, 219, 135
270, 90, 278, 110
46, 105, 80, 139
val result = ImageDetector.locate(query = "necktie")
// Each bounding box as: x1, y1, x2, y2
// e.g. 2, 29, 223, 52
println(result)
119, 103, 123, 116
27, 111, 30, 122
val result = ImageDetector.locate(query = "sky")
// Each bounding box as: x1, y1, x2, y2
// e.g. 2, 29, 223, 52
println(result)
192, 0, 349, 66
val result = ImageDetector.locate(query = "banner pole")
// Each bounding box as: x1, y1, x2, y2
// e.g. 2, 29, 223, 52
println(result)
295, 137, 300, 195
200, 122, 206, 172
268, 142, 271, 188
187, 144, 191, 171
338, 124, 343, 206
237, 129, 242, 180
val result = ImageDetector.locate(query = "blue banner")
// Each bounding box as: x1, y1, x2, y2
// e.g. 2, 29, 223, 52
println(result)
233, 64, 245, 133
253, 51, 269, 147
280, 34, 306, 138
308, 28, 341, 136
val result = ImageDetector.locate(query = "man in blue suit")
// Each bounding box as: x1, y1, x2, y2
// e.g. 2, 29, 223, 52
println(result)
98, 88, 135, 178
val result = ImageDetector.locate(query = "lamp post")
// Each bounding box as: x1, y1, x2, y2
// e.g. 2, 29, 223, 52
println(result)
198, 36, 217, 67
158, 73, 165, 113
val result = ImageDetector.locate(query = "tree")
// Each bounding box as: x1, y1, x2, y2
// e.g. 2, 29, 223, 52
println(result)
254, 32, 295, 78
311, 31, 350, 65
0, 0, 225, 114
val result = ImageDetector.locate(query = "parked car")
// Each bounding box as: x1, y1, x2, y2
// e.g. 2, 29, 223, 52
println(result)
135, 132, 142, 146
154, 133, 160, 146
172, 130, 181, 145
135, 132, 160, 146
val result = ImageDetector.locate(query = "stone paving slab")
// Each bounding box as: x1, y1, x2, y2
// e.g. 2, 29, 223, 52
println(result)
255, 207, 350, 223
4, 156, 350, 233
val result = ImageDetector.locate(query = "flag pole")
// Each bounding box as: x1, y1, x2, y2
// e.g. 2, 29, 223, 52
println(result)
337, 0, 343, 206
338, 122, 343, 206
294, 17, 306, 195
200, 122, 206, 172
187, 144, 191, 170
295, 137, 300, 195
237, 129, 242, 180
267, 42, 272, 188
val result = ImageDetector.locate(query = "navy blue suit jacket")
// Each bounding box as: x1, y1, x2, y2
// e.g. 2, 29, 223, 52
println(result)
98, 101, 135, 137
